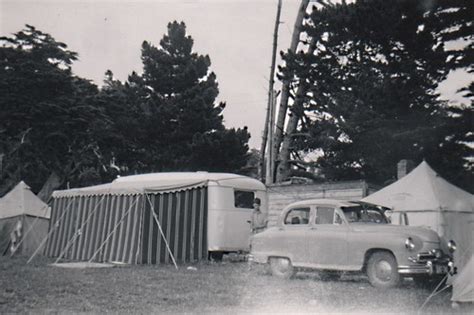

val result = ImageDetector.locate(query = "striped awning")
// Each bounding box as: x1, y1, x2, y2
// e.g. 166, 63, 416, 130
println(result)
44, 187, 208, 264
52, 180, 207, 198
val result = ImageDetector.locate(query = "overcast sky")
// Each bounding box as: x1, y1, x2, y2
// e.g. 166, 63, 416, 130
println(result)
1, 0, 303, 149
1, 0, 471, 149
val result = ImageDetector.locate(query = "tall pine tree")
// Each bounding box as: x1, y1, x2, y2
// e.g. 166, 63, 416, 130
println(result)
101, 21, 251, 174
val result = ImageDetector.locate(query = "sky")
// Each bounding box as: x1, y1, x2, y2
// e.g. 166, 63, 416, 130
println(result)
1, 0, 471, 150
1, 0, 302, 149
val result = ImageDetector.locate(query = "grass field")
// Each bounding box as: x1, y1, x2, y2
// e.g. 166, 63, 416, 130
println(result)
0, 255, 471, 314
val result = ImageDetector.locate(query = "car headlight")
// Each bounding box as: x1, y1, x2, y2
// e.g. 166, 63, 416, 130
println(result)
405, 237, 416, 251
447, 240, 456, 253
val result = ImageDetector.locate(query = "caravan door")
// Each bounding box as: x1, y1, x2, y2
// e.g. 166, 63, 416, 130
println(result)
207, 185, 266, 254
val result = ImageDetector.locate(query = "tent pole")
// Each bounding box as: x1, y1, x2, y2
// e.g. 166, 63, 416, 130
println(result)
418, 275, 450, 312
145, 194, 178, 270
27, 197, 75, 264
87, 197, 139, 263
134, 195, 146, 264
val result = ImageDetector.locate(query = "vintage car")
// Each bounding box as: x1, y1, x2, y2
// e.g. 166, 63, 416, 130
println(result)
249, 199, 456, 288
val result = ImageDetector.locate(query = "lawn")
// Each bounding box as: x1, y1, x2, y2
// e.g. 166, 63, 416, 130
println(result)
0, 255, 469, 314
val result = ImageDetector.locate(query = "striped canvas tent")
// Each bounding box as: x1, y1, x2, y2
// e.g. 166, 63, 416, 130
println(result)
43, 174, 210, 264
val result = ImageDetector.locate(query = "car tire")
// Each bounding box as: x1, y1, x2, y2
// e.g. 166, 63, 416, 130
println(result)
269, 257, 295, 279
366, 251, 400, 289
319, 270, 342, 281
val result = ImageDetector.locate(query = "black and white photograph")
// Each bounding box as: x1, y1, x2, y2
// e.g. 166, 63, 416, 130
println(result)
0, 0, 473, 313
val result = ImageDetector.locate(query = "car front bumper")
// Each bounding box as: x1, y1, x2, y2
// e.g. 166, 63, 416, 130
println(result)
398, 251, 455, 275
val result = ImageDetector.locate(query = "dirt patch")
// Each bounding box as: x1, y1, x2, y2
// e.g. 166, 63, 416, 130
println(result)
0, 255, 470, 314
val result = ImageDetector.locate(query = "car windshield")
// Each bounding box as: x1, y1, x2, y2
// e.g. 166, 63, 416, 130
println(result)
342, 206, 388, 224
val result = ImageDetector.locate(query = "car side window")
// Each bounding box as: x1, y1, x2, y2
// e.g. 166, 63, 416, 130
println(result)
334, 212, 343, 225
315, 207, 336, 225
284, 207, 310, 225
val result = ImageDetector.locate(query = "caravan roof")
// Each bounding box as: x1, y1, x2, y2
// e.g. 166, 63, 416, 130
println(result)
53, 172, 265, 198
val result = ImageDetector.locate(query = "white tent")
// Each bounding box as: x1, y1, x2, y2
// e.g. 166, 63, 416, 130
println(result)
362, 161, 474, 264
0, 181, 50, 255
451, 255, 474, 304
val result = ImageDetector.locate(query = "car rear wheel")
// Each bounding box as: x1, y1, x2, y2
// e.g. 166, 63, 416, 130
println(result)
367, 251, 400, 289
269, 257, 295, 279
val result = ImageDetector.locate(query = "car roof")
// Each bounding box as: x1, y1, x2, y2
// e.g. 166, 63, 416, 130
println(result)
283, 199, 389, 211
283, 199, 361, 210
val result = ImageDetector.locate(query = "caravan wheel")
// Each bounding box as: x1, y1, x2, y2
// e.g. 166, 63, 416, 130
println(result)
209, 251, 224, 262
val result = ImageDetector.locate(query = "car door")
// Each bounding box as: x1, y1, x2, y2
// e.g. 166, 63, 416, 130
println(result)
306, 206, 349, 269
279, 207, 311, 265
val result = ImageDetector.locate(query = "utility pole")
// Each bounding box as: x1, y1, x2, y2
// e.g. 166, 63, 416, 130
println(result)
266, 90, 280, 184
260, 0, 282, 185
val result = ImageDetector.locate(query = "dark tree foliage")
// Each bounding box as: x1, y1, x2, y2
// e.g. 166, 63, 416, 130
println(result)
278, 0, 473, 191
0, 25, 114, 195
1, 22, 252, 197
97, 21, 251, 175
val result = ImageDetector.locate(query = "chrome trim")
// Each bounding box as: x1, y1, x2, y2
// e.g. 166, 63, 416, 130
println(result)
448, 240, 457, 253
400, 255, 454, 275
412, 249, 450, 263
247, 254, 255, 262
398, 265, 431, 274
405, 237, 415, 251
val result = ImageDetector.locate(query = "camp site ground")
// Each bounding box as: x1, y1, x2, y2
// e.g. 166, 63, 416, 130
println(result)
1, 255, 472, 314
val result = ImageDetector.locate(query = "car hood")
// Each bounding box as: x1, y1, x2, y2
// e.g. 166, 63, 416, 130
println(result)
350, 223, 440, 242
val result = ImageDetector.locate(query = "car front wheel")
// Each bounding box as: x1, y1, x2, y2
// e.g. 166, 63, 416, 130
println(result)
269, 257, 295, 279
366, 251, 400, 289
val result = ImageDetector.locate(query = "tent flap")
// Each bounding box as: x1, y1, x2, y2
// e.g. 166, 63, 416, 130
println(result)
452, 255, 474, 303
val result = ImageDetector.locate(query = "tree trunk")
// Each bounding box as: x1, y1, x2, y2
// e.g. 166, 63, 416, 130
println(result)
275, 36, 317, 182
259, 102, 270, 182
37, 172, 62, 203
273, 0, 310, 172
276, 82, 309, 182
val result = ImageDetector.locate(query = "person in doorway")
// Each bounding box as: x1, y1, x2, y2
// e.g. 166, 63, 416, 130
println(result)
9, 219, 22, 255
251, 198, 267, 234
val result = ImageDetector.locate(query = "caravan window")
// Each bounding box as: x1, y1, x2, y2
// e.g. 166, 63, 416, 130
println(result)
234, 190, 255, 209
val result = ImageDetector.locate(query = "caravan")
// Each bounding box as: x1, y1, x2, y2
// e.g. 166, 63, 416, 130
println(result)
43, 172, 266, 264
